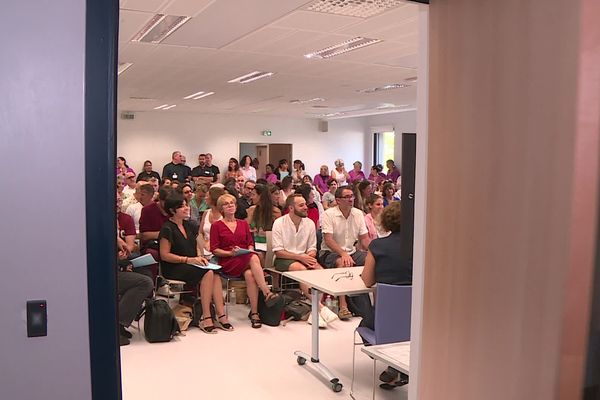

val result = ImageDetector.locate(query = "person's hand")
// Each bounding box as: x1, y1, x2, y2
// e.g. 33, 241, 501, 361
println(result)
190, 256, 208, 266
125, 265, 133, 272
117, 237, 130, 259
298, 254, 317, 267
231, 246, 241, 256
340, 253, 355, 267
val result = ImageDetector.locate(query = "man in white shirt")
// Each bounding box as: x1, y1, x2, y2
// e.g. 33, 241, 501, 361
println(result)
272, 194, 337, 326
121, 171, 137, 207
320, 185, 371, 319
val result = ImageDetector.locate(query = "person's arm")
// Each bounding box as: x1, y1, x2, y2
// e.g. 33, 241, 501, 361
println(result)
159, 238, 207, 265
245, 206, 255, 228
358, 233, 372, 253
361, 250, 376, 287
140, 231, 159, 242
124, 234, 136, 254
323, 232, 354, 267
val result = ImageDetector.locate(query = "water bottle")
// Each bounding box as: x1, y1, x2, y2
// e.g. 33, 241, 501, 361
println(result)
331, 297, 339, 314
325, 295, 333, 310
229, 288, 236, 305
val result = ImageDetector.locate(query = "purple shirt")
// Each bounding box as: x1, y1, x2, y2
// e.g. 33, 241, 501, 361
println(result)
265, 172, 278, 184
387, 167, 400, 183
313, 174, 329, 194
348, 170, 366, 184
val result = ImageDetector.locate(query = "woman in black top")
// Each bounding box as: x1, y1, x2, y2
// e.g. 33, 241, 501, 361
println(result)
159, 191, 233, 333
360, 201, 411, 387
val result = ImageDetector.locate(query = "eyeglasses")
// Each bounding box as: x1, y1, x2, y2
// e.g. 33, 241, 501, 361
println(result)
331, 271, 353, 281
338, 195, 355, 200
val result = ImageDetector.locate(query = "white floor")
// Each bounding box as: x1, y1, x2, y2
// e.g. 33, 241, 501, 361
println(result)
121, 303, 408, 400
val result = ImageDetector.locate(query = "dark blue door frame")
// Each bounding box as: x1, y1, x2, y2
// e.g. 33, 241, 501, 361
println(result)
85, 0, 120, 399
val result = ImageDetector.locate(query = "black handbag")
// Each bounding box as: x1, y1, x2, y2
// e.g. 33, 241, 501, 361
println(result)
257, 292, 285, 326
284, 300, 311, 321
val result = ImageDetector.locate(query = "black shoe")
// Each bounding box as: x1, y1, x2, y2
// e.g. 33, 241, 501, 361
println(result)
119, 325, 132, 339
119, 334, 130, 346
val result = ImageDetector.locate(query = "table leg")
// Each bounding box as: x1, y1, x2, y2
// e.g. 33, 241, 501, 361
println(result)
293, 288, 343, 392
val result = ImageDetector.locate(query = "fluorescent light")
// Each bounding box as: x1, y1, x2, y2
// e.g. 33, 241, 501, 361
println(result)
193, 92, 214, 100
154, 104, 169, 110
304, 37, 382, 59
130, 14, 191, 44
118, 62, 133, 75
290, 97, 325, 104
228, 71, 274, 84
183, 91, 204, 99
163, 105, 177, 110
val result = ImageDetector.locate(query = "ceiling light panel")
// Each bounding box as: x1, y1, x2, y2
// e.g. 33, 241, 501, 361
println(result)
306, 0, 405, 18
305, 37, 382, 59
228, 71, 275, 84
131, 14, 191, 43
358, 83, 411, 93
118, 62, 133, 75
290, 98, 325, 104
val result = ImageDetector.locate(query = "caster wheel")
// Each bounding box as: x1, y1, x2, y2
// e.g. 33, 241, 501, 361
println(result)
332, 383, 343, 392
297, 356, 306, 365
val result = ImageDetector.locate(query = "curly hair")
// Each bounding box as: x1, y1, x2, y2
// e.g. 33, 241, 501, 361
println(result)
380, 201, 401, 233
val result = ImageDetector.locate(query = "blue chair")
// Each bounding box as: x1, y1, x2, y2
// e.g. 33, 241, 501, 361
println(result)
350, 284, 412, 399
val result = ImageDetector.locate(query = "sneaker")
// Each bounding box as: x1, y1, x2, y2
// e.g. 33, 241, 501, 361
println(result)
320, 306, 339, 324
338, 307, 353, 320
156, 284, 175, 298
307, 312, 328, 328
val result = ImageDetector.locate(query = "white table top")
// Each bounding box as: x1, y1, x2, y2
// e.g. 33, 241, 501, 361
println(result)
360, 342, 410, 375
282, 266, 374, 296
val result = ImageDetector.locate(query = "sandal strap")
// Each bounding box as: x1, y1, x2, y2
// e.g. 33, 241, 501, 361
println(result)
217, 314, 227, 319
200, 316, 213, 321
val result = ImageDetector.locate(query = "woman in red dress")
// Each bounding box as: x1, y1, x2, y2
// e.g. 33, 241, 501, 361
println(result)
210, 193, 279, 328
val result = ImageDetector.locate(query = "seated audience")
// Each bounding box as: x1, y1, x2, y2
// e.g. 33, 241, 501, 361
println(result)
291, 159, 306, 185
321, 178, 338, 210
121, 171, 137, 202
199, 186, 225, 258
139, 186, 171, 249
279, 176, 294, 207
353, 179, 373, 213
116, 237, 154, 346
224, 157, 243, 182
348, 161, 366, 184
385, 159, 400, 183
313, 165, 330, 195
368, 164, 387, 186
117, 192, 138, 256
331, 158, 349, 186
246, 184, 282, 247
235, 179, 255, 220
116, 156, 135, 176
181, 183, 194, 206
270, 183, 283, 211
293, 184, 319, 229
240, 155, 257, 182
189, 183, 209, 224
274, 159, 290, 181
382, 182, 399, 206
364, 194, 388, 240
360, 201, 411, 388
320, 186, 371, 319
136, 160, 161, 182
126, 183, 154, 232
271, 194, 337, 327
264, 163, 278, 184
210, 194, 280, 329
159, 191, 232, 333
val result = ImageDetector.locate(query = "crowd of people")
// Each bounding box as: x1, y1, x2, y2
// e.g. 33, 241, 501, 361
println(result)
115, 150, 409, 349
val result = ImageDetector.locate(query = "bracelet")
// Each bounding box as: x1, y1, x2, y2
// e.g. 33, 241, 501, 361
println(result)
184, 257, 188, 264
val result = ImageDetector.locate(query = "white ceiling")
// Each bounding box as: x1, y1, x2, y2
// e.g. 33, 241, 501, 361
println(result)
118, 0, 419, 119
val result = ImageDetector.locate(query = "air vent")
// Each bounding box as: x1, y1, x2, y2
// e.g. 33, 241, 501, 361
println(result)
131, 14, 191, 44
306, 0, 405, 18
305, 37, 381, 59
120, 111, 135, 120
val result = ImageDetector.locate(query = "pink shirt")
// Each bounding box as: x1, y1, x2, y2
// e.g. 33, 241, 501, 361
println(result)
348, 170, 366, 184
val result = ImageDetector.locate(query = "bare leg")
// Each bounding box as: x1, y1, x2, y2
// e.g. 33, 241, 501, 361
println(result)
244, 268, 259, 314
248, 254, 270, 295
334, 258, 348, 310
288, 261, 323, 308
199, 271, 214, 328
211, 276, 227, 322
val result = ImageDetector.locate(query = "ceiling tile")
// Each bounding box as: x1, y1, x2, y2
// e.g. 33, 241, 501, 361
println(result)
119, 10, 154, 43
122, 0, 168, 13
272, 10, 362, 32
160, 0, 214, 16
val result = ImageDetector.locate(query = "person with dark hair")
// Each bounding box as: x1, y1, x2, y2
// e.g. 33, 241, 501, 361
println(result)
162, 151, 190, 183
204, 153, 220, 183
264, 163, 277, 184
368, 164, 387, 186
321, 178, 338, 210
275, 159, 289, 181
385, 159, 400, 183
353, 179, 373, 213
270, 183, 283, 211
291, 159, 306, 185
313, 165, 330, 195
294, 184, 319, 229
189, 183, 209, 224
240, 155, 257, 182
199, 186, 225, 259
136, 160, 160, 182
235, 179, 255, 220
191, 153, 214, 186
246, 184, 282, 246
159, 191, 232, 333
320, 185, 371, 320
280, 175, 294, 207
364, 193, 387, 240
359, 200, 410, 388
117, 156, 135, 176
382, 182, 398, 206
161, 177, 172, 187
210, 194, 280, 328
224, 157, 242, 182
251, 157, 260, 170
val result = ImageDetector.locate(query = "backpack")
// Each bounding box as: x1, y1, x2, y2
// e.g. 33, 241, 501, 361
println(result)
257, 291, 285, 327
283, 300, 311, 321
143, 298, 180, 343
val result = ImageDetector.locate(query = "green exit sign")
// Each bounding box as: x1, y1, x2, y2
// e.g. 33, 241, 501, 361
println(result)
262, 130, 272, 136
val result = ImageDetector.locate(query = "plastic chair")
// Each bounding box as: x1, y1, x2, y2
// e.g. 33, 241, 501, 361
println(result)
350, 284, 411, 400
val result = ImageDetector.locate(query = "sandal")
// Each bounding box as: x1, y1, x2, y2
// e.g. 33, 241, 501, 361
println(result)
248, 312, 262, 329
216, 314, 234, 331
338, 307, 353, 320
264, 291, 281, 308
199, 316, 217, 334
379, 376, 409, 390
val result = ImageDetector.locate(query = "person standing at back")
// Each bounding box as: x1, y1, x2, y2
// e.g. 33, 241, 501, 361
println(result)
136, 160, 160, 182
162, 151, 189, 183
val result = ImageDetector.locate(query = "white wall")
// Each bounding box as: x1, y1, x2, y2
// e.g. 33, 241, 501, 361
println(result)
365, 110, 418, 170
117, 111, 417, 178
0, 1, 91, 399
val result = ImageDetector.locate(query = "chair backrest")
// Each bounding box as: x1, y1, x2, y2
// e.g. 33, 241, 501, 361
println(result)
374, 284, 411, 344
